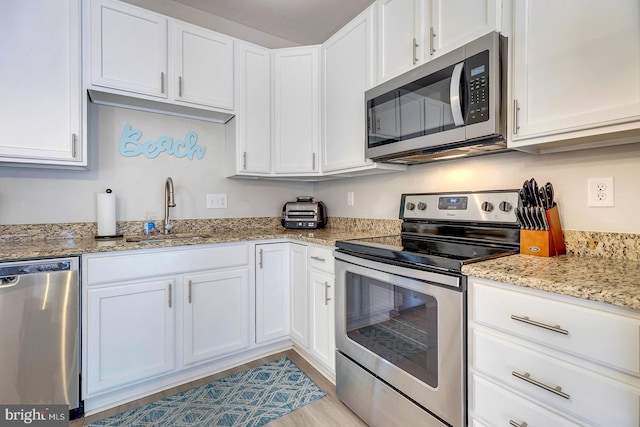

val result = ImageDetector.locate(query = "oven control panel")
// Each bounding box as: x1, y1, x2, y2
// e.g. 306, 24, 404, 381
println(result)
401, 190, 520, 223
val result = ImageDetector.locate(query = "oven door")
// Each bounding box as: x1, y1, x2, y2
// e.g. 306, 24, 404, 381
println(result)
335, 252, 465, 427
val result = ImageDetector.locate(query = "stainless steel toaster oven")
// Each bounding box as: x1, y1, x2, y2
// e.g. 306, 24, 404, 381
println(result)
281, 196, 328, 229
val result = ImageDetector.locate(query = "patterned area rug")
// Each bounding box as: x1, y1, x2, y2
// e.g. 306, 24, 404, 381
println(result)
87, 357, 326, 427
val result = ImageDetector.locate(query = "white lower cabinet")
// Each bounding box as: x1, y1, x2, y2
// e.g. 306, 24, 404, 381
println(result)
289, 243, 336, 377
82, 244, 254, 412
309, 269, 335, 371
255, 243, 290, 343
183, 269, 250, 365
469, 276, 640, 427
86, 277, 176, 395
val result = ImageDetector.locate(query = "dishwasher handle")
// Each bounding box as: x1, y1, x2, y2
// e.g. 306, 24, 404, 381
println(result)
0, 261, 73, 278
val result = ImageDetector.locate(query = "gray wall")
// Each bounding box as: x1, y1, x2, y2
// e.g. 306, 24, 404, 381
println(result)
314, 143, 640, 233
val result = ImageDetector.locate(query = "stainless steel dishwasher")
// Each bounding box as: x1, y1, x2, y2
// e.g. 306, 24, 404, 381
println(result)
0, 257, 81, 418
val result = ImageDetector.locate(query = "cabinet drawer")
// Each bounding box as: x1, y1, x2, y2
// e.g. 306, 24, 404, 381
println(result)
86, 244, 249, 284
308, 245, 334, 274
472, 329, 640, 427
471, 373, 580, 427
470, 278, 640, 374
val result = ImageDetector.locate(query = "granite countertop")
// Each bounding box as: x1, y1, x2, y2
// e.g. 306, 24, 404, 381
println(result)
462, 254, 640, 311
0, 227, 383, 262
2, 220, 639, 312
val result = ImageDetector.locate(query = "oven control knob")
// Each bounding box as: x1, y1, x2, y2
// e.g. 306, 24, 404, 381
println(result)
417, 202, 427, 210
481, 201, 494, 212
499, 201, 513, 212
406, 202, 416, 211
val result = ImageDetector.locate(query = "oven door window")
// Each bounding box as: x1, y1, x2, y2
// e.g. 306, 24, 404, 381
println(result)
345, 271, 438, 387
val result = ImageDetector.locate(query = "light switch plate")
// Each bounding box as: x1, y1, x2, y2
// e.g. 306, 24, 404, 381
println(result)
207, 193, 227, 209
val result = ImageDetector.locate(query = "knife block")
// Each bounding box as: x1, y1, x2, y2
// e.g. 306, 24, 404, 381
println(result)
520, 204, 566, 257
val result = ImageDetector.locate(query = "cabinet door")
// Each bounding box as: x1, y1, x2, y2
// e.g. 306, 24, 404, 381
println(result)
174, 22, 234, 110
273, 46, 320, 174
237, 41, 272, 174
377, 0, 425, 82
86, 279, 175, 395
255, 243, 290, 343
183, 268, 250, 365
510, 0, 640, 146
90, 0, 168, 97
289, 243, 308, 346
0, 0, 82, 166
309, 270, 335, 371
322, 6, 376, 172
431, 0, 499, 58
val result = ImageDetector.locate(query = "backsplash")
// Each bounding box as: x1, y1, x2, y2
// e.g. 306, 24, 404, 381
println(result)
1, 219, 638, 261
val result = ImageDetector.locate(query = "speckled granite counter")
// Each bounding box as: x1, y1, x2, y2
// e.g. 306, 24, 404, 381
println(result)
462, 254, 640, 311
2, 218, 639, 312
0, 217, 402, 262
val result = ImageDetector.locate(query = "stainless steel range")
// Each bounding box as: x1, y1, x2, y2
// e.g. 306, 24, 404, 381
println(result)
334, 190, 521, 427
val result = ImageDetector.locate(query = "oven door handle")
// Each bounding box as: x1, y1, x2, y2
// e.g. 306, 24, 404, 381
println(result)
334, 252, 461, 290
450, 62, 465, 127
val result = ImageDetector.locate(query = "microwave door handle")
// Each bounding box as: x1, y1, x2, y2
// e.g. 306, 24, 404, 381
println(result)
450, 62, 465, 126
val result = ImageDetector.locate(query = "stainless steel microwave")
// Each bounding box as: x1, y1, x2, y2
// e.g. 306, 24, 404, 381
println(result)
365, 32, 508, 165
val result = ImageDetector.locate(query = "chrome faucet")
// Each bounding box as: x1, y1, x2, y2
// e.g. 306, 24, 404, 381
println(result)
164, 177, 176, 234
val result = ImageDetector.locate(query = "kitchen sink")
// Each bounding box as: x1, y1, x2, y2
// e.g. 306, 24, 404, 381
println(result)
125, 233, 213, 244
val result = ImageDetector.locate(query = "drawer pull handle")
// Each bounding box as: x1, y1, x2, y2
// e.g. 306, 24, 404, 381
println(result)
310, 256, 326, 262
168, 283, 172, 308
509, 421, 527, 427
510, 315, 569, 335
512, 371, 570, 399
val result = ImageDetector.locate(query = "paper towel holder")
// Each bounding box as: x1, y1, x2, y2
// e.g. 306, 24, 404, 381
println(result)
95, 188, 123, 240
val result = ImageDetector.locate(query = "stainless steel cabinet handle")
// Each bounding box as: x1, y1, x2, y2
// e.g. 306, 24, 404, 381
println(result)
509, 420, 527, 427
71, 133, 77, 158
513, 99, 520, 135
429, 27, 436, 55
512, 371, 570, 399
161, 72, 165, 94
324, 281, 331, 306
259, 249, 263, 269
510, 314, 569, 335
412, 37, 418, 65
242, 152, 247, 170
310, 256, 325, 262
178, 76, 183, 97
168, 283, 172, 308
312, 153, 316, 171
188, 280, 192, 304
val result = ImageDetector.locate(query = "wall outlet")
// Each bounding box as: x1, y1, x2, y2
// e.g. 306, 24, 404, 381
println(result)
207, 193, 228, 209
347, 191, 355, 206
587, 177, 614, 207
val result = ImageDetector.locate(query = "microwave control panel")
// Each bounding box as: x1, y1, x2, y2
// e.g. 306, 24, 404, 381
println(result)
466, 50, 490, 124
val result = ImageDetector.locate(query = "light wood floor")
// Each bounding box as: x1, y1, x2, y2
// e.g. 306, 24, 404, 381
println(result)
71, 350, 368, 427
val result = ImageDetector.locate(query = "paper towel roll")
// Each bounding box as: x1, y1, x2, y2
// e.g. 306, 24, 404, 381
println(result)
97, 190, 117, 237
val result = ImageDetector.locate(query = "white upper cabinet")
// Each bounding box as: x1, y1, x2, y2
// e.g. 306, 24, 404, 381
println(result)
88, 0, 235, 116
174, 22, 234, 110
90, 0, 168, 98
235, 41, 272, 175
376, 0, 501, 83
0, 0, 84, 167
509, 0, 640, 152
430, 0, 500, 58
322, 6, 376, 172
377, 0, 426, 82
273, 46, 320, 174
